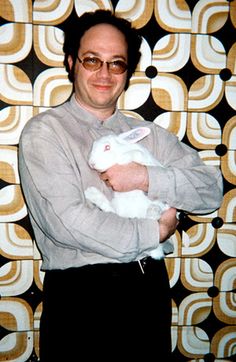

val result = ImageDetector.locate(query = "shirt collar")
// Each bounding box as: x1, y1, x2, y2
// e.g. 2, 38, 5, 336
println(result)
69, 94, 120, 129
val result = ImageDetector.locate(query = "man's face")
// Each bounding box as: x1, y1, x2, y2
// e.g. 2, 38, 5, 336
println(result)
69, 23, 128, 118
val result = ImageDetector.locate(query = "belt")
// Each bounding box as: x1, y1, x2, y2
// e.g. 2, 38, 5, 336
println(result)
138, 256, 161, 274
46, 257, 162, 278
95, 256, 161, 276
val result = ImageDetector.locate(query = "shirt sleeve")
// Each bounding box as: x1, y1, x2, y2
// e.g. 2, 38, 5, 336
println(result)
147, 125, 223, 214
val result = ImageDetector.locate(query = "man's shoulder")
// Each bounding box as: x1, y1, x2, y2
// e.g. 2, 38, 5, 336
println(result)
22, 102, 69, 134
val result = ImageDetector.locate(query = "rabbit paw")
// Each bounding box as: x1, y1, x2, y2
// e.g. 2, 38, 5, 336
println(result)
85, 187, 114, 213
146, 201, 169, 220
146, 204, 163, 219
149, 245, 164, 260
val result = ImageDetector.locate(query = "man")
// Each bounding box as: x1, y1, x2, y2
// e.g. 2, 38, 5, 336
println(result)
18, 10, 223, 361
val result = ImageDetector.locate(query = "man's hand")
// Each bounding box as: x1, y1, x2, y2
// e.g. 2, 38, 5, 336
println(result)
100, 164, 178, 242
159, 207, 179, 242
99, 162, 148, 192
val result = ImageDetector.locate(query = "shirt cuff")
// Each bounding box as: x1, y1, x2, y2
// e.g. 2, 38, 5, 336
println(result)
147, 166, 170, 202
136, 218, 161, 259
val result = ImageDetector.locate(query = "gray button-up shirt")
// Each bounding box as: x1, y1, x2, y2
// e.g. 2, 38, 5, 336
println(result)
18, 94, 223, 270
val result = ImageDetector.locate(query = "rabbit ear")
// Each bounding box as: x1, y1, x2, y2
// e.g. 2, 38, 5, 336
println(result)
118, 127, 151, 144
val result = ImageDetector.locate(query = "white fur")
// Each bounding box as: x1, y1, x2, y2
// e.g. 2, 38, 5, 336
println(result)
85, 127, 170, 260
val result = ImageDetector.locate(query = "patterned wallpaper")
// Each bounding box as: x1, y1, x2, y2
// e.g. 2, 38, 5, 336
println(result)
0, 0, 235, 361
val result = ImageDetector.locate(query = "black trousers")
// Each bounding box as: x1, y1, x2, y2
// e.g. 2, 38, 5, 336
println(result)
40, 258, 172, 361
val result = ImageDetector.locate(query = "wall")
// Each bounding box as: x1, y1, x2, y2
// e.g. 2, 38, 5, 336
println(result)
0, 1, 235, 361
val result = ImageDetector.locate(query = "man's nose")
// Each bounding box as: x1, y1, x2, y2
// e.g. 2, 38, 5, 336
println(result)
97, 62, 111, 76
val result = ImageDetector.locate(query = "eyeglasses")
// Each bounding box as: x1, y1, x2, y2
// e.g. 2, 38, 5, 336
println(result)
77, 56, 127, 74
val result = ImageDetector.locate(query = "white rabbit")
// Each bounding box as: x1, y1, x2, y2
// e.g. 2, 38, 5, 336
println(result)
85, 127, 172, 260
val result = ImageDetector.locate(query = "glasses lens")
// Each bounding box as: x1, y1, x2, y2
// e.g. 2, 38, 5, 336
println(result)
109, 60, 127, 74
79, 57, 127, 74
82, 57, 101, 71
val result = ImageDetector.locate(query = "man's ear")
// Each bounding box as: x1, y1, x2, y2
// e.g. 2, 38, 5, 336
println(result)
67, 55, 73, 70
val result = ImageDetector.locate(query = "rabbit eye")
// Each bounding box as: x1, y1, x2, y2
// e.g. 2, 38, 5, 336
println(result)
104, 144, 110, 151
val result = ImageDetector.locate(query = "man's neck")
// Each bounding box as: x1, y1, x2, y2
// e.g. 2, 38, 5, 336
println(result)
74, 95, 115, 122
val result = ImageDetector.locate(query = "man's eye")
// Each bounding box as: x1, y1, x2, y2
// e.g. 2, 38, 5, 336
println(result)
110, 60, 127, 71
86, 58, 99, 64
111, 61, 121, 67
